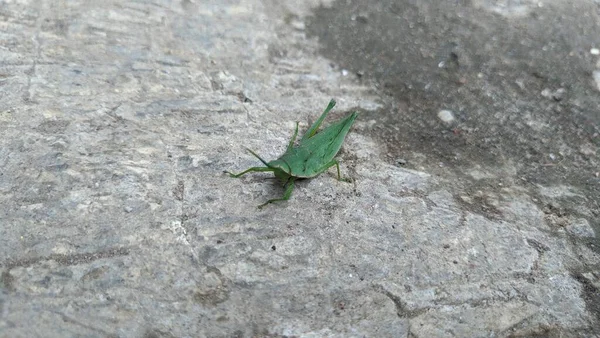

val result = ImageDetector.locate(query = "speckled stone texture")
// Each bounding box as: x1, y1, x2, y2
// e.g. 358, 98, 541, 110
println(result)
1, 1, 599, 337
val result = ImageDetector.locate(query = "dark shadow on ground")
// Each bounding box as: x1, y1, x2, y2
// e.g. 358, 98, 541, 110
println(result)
306, 0, 600, 242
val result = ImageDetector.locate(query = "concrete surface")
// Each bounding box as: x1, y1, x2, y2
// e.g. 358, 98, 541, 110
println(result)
0, 0, 599, 337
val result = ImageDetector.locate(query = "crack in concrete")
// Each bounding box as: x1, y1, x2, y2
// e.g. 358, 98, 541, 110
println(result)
374, 284, 429, 319
51, 310, 116, 337
1, 247, 130, 270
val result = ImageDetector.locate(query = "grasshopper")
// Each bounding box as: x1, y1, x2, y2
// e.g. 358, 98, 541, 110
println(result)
226, 99, 358, 208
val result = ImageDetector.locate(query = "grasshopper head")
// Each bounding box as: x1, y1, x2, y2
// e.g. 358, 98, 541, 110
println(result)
245, 148, 292, 180
268, 159, 293, 177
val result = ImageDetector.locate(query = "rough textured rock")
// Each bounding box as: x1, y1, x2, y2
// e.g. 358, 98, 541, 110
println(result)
1, 0, 599, 337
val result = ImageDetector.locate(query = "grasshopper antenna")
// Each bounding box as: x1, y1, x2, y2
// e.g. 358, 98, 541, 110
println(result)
245, 148, 273, 168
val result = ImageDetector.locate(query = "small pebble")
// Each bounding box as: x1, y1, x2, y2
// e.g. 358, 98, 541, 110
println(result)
515, 79, 525, 90
593, 71, 600, 92
541, 88, 552, 98
341, 69, 349, 76
552, 88, 566, 101
290, 20, 305, 31
566, 218, 596, 238
579, 143, 596, 156
438, 109, 455, 123
541, 88, 566, 101
591, 48, 600, 55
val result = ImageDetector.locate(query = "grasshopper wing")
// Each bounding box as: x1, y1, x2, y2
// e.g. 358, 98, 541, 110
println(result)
278, 111, 357, 178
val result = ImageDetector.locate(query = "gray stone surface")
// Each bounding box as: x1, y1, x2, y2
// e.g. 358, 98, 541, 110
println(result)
0, 0, 599, 337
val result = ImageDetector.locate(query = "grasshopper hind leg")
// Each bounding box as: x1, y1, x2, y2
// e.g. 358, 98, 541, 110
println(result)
286, 122, 300, 151
258, 177, 296, 208
315, 159, 352, 182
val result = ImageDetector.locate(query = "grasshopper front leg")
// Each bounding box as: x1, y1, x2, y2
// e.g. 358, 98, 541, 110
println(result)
258, 177, 296, 208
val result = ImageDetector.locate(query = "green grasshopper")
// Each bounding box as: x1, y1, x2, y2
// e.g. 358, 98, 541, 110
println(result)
226, 99, 358, 208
